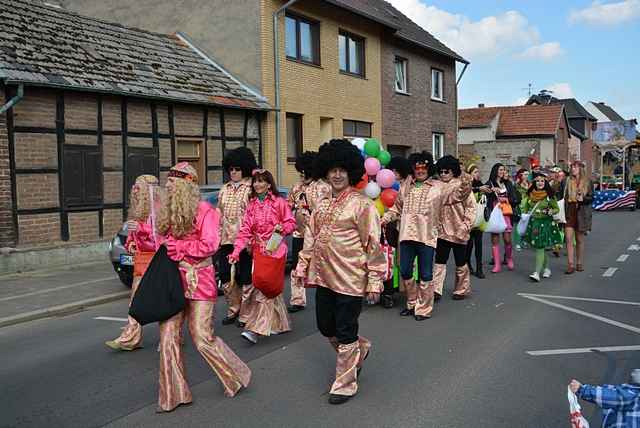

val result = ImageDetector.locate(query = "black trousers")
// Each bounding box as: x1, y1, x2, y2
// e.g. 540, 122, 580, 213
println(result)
434, 238, 467, 267
466, 229, 483, 267
291, 237, 304, 270
217, 244, 252, 285
315, 287, 362, 345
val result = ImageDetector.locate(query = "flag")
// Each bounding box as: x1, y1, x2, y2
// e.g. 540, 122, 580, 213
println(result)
592, 190, 637, 211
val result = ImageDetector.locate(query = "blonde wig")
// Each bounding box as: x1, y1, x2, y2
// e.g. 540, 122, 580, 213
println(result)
567, 161, 589, 201
157, 163, 200, 238
129, 175, 159, 222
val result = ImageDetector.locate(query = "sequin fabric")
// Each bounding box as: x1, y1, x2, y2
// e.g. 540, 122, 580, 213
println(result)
218, 178, 252, 245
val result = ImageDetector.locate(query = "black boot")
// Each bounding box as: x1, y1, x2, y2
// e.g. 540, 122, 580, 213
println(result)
475, 263, 485, 279
399, 308, 414, 316
467, 262, 475, 276
222, 314, 238, 325
381, 294, 394, 309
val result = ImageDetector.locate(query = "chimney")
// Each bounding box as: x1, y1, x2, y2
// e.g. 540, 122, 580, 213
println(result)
478, 103, 485, 108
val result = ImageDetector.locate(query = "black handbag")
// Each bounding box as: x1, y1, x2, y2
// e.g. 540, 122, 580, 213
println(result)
129, 246, 186, 325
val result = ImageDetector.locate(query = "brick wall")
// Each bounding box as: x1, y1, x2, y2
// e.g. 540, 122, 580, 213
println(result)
68, 211, 99, 242
13, 133, 57, 168
381, 39, 458, 156
103, 208, 123, 237
15, 174, 59, 210
0, 86, 15, 246
18, 213, 60, 246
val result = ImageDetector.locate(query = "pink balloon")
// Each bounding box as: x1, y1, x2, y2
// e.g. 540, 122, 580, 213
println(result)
364, 157, 381, 176
376, 169, 395, 188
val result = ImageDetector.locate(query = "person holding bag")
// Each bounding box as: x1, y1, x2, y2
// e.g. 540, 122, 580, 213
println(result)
155, 162, 251, 413
293, 139, 386, 405
229, 169, 296, 345
522, 173, 563, 282
105, 174, 161, 352
465, 164, 491, 278
564, 161, 593, 274
485, 163, 521, 273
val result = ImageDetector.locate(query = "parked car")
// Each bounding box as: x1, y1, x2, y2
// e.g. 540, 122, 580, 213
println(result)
108, 184, 293, 287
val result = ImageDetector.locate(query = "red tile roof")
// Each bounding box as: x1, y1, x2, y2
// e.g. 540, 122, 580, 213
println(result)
459, 105, 564, 137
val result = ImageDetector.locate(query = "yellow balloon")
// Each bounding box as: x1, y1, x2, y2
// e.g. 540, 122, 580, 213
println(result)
374, 198, 385, 216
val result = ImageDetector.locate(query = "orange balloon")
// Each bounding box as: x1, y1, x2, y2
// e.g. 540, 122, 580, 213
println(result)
354, 173, 368, 190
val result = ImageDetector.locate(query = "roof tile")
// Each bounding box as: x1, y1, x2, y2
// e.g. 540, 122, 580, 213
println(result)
460, 105, 564, 137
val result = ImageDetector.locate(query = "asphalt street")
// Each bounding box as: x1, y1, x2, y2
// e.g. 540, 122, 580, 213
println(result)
1, 210, 640, 427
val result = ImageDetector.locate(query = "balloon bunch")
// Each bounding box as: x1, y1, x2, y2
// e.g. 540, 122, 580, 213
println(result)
351, 138, 400, 217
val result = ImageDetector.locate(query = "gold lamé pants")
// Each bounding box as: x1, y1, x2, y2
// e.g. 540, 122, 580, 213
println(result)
158, 300, 251, 412
111, 276, 143, 349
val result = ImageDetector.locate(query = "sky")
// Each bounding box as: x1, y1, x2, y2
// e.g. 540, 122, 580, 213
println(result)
388, 0, 640, 120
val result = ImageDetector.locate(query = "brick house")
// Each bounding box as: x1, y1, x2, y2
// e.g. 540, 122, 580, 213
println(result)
0, 0, 269, 258
61, 0, 465, 186
458, 104, 570, 179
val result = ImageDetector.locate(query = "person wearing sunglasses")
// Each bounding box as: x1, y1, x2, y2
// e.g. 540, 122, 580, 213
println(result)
381, 151, 472, 321
431, 156, 476, 301
218, 147, 258, 327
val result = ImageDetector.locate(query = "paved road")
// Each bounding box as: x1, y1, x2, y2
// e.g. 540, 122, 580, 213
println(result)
1, 210, 640, 427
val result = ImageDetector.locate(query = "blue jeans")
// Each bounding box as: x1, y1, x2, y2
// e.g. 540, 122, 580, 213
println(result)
399, 240, 435, 282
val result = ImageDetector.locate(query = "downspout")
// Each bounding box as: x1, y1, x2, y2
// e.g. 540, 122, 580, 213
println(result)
273, 0, 300, 184
455, 63, 469, 158
0, 83, 24, 114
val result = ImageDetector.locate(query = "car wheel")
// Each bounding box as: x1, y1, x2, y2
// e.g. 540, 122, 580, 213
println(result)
114, 264, 133, 288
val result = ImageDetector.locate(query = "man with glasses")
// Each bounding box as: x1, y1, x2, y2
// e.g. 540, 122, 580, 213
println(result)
218, 147, 258, 326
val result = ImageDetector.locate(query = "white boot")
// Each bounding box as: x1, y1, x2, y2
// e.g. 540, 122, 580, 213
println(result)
542, 268, 552, 278
241, 330, 258, 344
529, 272, 541, 282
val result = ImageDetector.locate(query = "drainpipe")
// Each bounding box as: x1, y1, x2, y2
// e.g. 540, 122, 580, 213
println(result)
0, 83, 24, 114
455, 63, 469, 158
273, 0, 300, 184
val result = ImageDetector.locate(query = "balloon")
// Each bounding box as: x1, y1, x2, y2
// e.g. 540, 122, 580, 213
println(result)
351, 138, 366, 151
364, 157, 381, 176
364, 139, 381, 157
360, 149, 367, 159
376, 169, 395, 188
378, 150, 391, 166
391, 181, 400, 191
374, 198, 385, 216
381, 189, 398, 208
355, 173, 368, 190
364, 182, 381, 199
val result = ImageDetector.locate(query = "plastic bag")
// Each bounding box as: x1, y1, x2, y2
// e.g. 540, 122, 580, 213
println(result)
484, 205, 507, 234
516, 201, 541, 236
568, 386, 590, 428
554, 199, 566, 223
473, 195, 487, 229
265, 231, 283, 252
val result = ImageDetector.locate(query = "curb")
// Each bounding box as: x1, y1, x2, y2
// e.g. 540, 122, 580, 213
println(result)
0, 291, 130, 329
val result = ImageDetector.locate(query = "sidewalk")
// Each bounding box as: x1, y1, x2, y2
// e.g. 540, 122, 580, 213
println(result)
0, 261, 129, 328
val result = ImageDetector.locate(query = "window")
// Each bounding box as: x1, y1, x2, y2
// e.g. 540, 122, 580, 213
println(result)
394, 57, 408, 93
286, 113, 303, 162
285, 14, 320, 65
432, 133, 444, 160
338, 31, 365, 77
343, 120, 372, 138
431, 68, 444, 101
63, 145, 103, 207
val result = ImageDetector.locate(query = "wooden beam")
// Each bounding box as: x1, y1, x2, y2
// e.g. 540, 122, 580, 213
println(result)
97, 94, 104, 238
121, 98, 128, 221
243, 111, 249, 148
5, 86, 18, 245
151, 102, 160, 179
203, 107, 208, 184
56, 91, 69, 241
168, 105, 176, 165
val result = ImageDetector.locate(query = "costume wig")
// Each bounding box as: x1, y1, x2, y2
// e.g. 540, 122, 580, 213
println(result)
435, 155, 462, 177
387, 156, 411, 179
294, 151, 317, 179
314, 139, 365, 186
222, 147, 258, 178
407, 151, 434, 175
157, 163, 200, 238
129, 174, 160, 222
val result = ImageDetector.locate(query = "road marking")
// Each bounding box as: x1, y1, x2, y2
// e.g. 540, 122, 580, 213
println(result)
0, 277, 116, 302
495, 302, 504, 308
527, 345, 640, 356
518, 293, 640, 306
94, 316, 128, 322
617, 254, 630, 262
603, 267, 618, 277
637, 237, 640, 241
519, 294, 640, 335
629, 244, 640, 251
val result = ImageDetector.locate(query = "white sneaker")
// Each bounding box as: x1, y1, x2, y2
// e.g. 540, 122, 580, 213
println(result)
515, 244, 522, 251
241, 330, 258, 344
542, 268, 552, 278
529, 272, 541, 282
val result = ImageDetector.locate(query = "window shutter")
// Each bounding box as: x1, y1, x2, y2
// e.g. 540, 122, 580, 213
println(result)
64, 149, 84, 206
84, 150, 103, 204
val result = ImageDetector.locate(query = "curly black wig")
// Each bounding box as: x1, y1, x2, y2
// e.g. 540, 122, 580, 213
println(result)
222, 147, 258, 178
527, 172, 554, 198
435, 155, 462, 177
314, 139, 365, 186
407, 151, 434, 174
387, 156, 411, 179
294, 151, 317, 179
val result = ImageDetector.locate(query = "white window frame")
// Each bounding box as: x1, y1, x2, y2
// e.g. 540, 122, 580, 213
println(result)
431, 68, 444, 101
394, 57, 408, 93
432, 133, 444, 159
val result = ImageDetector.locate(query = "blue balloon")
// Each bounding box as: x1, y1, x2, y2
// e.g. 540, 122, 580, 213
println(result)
391, 181, 400, 191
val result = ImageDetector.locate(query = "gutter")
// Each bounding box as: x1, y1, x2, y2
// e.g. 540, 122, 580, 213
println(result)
0, 83, 24, 114
273, 0, 301, 184
455, 63, 469, 157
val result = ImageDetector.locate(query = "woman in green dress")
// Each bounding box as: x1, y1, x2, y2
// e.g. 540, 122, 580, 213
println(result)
523, 173, 563, 282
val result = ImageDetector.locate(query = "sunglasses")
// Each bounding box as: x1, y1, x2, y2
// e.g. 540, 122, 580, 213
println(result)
439, 169, 452, 175
229, 167, 242, 173
413, 165, 428, 172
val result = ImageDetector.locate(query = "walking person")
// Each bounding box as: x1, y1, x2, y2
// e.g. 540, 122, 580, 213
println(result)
564, 161, 593, 274
156, 162, 251, 412
287, 151, 330, 313
217, 147, 257, 326
465, 164, 490, 279
230, 169, 295, 344
486, 163, 521, 273
381, 152, 471, 320
431, 156, 476, 301
293, 139, 386, 405
106, 175, 161, 351
513, 168, 530, 251
522, 173, 563, 282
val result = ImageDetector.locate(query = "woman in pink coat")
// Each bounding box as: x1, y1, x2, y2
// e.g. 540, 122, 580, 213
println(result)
230, 169, 296, 344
